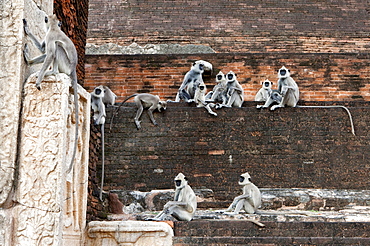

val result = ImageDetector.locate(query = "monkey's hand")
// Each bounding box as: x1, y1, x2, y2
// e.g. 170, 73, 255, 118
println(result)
270, 105, 282, 111
23, 19, 30, 35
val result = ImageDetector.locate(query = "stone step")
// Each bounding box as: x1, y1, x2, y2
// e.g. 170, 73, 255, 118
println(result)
110, 188, 370, 213
173, 221, 370, 245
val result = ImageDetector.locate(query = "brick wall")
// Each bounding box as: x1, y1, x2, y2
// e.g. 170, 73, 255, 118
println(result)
84, 53, 370, 102
102, 102, 370, 201
87, 0, 370, 53
54, 0, 89, 85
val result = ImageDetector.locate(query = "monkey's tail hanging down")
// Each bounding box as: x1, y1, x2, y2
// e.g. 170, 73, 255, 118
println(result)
99, 123, 105, 201
296, 105, 356, 136
67, 70, 79, 173
109, 94, 138, 130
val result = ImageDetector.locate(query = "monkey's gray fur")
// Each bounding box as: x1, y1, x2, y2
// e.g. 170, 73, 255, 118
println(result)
111, 93, 167, 130
258, 66, 299, 110
175, 60, 213, 102
153, 173, 197, 221
205, 71, 228, 105
255, 79, 273, 102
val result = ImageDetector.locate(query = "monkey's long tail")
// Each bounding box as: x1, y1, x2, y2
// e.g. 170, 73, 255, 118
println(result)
109, 94, 137, 131
296, 105, 355, 136
67, 72, 79, 173
99, 123, 105, 201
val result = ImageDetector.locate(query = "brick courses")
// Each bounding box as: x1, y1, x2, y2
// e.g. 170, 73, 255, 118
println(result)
84, 53, 370, 102
87, 0, 370, 53
102, 102, 370, 201
54, 0, 89, 85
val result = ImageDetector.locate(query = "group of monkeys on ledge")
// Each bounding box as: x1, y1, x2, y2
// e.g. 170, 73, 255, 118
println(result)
146, 172, 265, 227
90, 60, 300, 129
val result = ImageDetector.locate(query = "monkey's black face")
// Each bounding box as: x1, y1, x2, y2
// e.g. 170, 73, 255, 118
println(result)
264, 81, 271, 87
227, 74, 234, 80
45, 16, 48, 23
279, 69, 287, 76
175, 180, 182, 187
239, 176, 245, 183
199, 63, 204, 71
95, 88, 102, 95
199, 85, 205, 90
217, 75, 223, 80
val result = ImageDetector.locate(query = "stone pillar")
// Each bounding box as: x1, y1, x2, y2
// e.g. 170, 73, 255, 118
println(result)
0, 0, 52, 245
14, 73, 90, 246
86, 221, 174, 246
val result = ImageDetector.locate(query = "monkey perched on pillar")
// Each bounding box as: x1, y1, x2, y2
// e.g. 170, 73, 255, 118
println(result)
23, 15, 78, 173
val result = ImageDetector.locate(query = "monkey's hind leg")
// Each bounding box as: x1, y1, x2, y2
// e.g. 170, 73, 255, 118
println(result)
134, 105, 144, 129
242, 200, 257, 214
204, 105, 217, 116
224, 198, 238, 212
147, 106, 158, 126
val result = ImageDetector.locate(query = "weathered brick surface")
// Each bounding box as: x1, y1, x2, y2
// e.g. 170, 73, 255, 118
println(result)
87, 124, 105, 221
54, 0, 89, 85
102, 102, 370, 201
87, 0, 370, 53
173, 221, 370, 245
84, 53, 370, 101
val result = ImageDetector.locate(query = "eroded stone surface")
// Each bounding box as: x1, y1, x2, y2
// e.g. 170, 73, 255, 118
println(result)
86, 221, 173, 246
86, 42, 215, 55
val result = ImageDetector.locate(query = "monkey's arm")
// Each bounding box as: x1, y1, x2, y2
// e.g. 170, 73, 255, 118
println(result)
178, 73, 191, 91
235, 194, 250, 200
280, 85, 296, 97
23, 19, 45, 53
230, 85, 243, 94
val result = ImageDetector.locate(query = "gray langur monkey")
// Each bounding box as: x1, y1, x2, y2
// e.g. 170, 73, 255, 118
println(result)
154, 173, 197, 221
205, 71, 228, 105
258, 66, 299, 111
256, 89, 282, 109
23, 15, 78, 174
255, 79, 273, 102
90, 86, 107, 125
110, 93, 167, 130
101, 85, 117, 107
90, 86, 109, 201
224, 172, 261, 215
188, 80, 217, 116
175, 60, 213, 102
222, 172, 265, 227
218, 71, 244, 108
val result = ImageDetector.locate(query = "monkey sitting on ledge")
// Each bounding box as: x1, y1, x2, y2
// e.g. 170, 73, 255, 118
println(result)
152, 173, 197, 221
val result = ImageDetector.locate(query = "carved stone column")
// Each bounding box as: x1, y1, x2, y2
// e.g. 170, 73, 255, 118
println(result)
13, 73, 90, 246
87, 221, 174, 246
